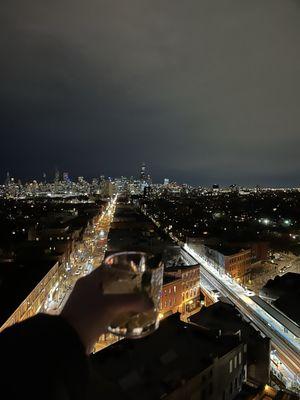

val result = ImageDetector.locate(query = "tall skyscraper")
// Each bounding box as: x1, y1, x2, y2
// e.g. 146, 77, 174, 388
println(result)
63, 172, 69, 182
5, 172, 10, 186
140, 162, 146, 181
54, 168, 60, 183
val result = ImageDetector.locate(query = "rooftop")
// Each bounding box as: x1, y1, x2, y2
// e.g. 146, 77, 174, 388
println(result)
273, 293, 300, 326
264, 272, 300, 291
90, 314, 240, 400
209, 244, 250, 256
189, 301, 266, 341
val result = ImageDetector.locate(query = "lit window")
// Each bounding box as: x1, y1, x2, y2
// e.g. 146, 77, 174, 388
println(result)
229, 360, 233, 373
234, 356, 237, 368
238, 352, 242, 365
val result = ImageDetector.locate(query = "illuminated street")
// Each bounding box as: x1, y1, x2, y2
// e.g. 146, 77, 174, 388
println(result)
144, 210, 300, 393
184, 244, 300, 392
0, 197, 117, 334
42, 197, 117, 315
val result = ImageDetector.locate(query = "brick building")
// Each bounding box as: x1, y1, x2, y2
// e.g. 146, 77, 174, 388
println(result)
225, 248, 252, 282
159, 275, 182, 318
188, 238, 269, 284
164, 263, 201, 317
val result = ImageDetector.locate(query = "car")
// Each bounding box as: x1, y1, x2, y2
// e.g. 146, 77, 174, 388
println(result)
245, 290, 255, 297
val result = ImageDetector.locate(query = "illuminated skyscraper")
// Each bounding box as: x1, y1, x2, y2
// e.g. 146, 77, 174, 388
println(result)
54, 168, 60, 183
63, 172, 69, 182
140, 162, 146, 181
5, 172, 10, 186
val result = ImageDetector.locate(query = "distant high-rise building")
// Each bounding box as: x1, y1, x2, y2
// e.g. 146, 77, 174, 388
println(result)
143, 185, 152, 197
63, 172, 69, 182
230, 184, 238, 193
146, 174, 152, 185
164, 178, 169, 186
140, 162, 146, 181
54, 169, 60, 183
42, 172, 47, 183
5, 172, 10, 186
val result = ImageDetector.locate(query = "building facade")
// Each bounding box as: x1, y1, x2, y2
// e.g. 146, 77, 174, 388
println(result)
91, 315, 247, 400
159, 276, 183, 318
164, 263, 201, 317
224, 248, 252, 282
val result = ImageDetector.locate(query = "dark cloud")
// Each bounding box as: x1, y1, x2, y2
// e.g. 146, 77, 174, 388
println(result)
1, 1, 300, 185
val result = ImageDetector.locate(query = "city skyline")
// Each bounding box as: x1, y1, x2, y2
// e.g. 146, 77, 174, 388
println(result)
1, 1, 300, 186
2, 166, 300, 189
1, 1, 300, 397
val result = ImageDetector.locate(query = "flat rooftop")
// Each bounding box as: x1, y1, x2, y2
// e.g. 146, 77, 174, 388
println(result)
209, 244, 249, 256
90, 314, 240, 400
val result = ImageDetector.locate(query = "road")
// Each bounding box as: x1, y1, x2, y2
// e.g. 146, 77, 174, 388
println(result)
0, 196, 118, 339
184, 243, 300, 392
42, 197, 117, 315
248, 254, 300, 293
141, 208, 300, 392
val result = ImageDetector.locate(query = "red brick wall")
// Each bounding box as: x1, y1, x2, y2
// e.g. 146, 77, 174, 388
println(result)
250, 242, 269, 261
160, 279, 182, 314
225, 250, 252, 281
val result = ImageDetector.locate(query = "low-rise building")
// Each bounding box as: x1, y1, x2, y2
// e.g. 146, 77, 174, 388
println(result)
90, 314, 247, 400
188, 239, 269, 284
225, 248, 252, 282
159, 275, 182, 318
189, 301, 271, 386
188, 240, 252, 283
260, 273, 300, 326
164, 257, 201, 317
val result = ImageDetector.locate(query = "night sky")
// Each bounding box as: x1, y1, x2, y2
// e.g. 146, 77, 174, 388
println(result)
1, 1, 300, 186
